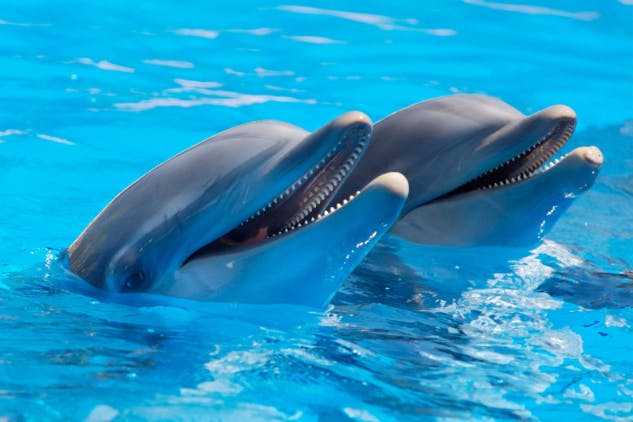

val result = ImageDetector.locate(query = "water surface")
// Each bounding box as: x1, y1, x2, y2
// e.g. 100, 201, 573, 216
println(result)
1, 1, 632, 420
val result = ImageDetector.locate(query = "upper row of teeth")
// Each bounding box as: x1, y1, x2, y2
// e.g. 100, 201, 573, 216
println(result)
480, 154, 565, 190
478, 126, 557, 179
236, 134, 352, 228
284, 139, 366, 229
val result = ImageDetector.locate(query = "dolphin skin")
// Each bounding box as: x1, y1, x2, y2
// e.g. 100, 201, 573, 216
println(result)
335, 94, 603, 246
67, 112, 409, 306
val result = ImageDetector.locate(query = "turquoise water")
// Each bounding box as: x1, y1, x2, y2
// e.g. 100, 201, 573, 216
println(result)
1, 0, 632, 420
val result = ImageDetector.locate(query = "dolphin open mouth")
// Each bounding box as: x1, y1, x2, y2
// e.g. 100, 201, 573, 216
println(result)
437, 116, 577, 199
192, 120, 371, 255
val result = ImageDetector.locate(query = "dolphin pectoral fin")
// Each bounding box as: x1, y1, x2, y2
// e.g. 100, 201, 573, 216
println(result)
392, 146, 602, 247
163, 172, 409, 307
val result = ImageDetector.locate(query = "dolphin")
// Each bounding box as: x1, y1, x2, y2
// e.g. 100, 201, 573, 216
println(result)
67, 112, 409, 307
334, 94, 603, 246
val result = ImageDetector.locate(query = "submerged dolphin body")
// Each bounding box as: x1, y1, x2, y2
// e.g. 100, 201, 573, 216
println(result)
335, 94, 603, 246
68, 113, 409, 307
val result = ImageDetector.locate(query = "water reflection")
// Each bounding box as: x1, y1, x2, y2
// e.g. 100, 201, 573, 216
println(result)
75, 57, 135, 73
277, 4, 457, 36
462, 0, 600, 21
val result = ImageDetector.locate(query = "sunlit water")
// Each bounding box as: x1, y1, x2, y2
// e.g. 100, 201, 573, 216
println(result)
1, 1, 632, 420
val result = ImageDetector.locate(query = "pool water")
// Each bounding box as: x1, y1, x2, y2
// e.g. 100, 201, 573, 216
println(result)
1, 0, 632, 420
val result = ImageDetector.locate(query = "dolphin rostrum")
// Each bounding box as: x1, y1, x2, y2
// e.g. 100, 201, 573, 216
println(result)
67, 112, 409, 306
335, 94, 603, 246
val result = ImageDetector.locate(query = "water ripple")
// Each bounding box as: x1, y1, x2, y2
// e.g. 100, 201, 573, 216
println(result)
284, 35, 345, 44
142, 59, 194, 69
35, 134, 75, 146
0, 129, 24, 143
173, 28, 219, 39
277, 5, 456, 36
75, 58, 135, 74
462, 0, 600, 21
114, 91, 314, 111
277, 5, 413, 30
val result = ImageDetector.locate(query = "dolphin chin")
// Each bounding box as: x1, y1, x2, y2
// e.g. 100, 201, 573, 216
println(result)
335, 94, 602, 246
68, 111, 388, 305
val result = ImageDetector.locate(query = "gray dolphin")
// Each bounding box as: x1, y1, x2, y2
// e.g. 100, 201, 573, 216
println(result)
67, 112, 409, 306
335, 94, 603, 246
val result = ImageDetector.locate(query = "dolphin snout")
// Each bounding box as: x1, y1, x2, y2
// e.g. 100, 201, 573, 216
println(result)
582, 146, 604, 167
536, 104, 576, 122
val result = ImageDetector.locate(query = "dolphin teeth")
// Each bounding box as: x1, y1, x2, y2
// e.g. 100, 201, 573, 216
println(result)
235, 120, 372, 238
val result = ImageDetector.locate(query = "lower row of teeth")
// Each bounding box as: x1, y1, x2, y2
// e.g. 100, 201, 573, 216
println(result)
269, 190, 361, 238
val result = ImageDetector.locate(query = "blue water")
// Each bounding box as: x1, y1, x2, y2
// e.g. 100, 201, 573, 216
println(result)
1, 0, 632, 420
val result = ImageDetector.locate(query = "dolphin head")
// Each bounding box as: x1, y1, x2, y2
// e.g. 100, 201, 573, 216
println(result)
336, 94, 602, 246
68, 112, 375, 295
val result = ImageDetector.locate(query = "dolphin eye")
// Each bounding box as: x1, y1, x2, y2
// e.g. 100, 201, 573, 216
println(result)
121, 271, 149, 292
